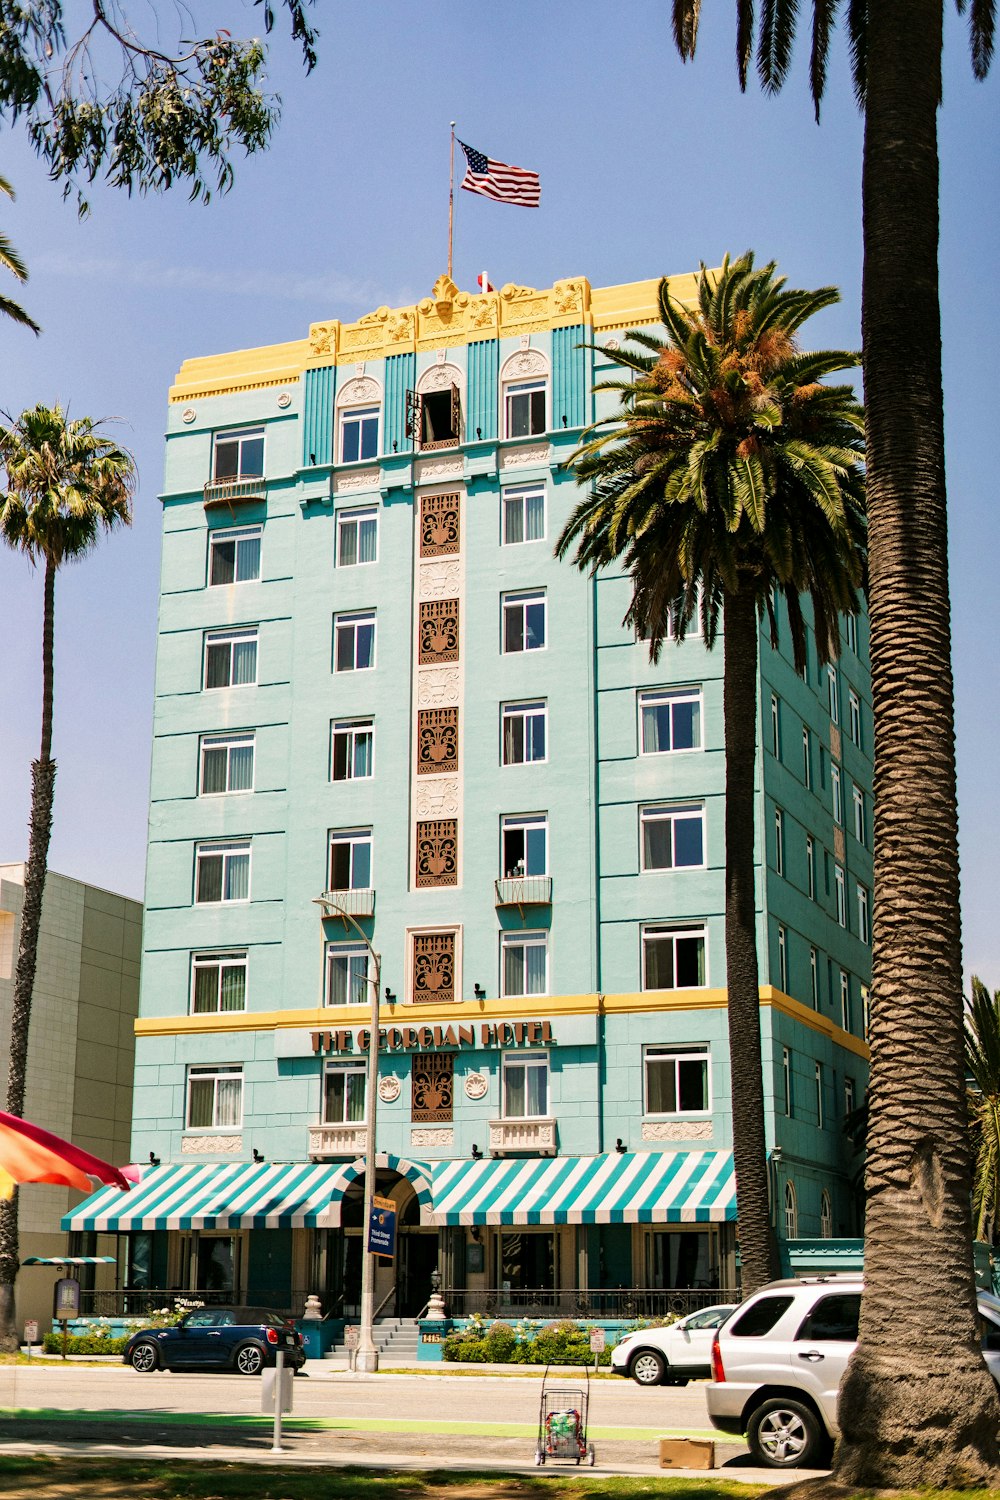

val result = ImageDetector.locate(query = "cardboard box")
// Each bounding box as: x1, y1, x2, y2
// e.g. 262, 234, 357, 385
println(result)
658, 1437, 716, 1469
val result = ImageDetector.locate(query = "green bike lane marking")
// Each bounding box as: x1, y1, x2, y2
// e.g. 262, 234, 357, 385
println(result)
0, 1407, 723, 1441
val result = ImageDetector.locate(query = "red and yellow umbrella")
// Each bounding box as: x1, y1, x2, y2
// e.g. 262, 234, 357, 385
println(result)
0, 1110, 130, 1200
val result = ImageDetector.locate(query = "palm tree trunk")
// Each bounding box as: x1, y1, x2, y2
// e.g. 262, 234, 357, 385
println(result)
723, 587, 781, 1297
834, 0, 1000, 1483
0, 556, 58, 1352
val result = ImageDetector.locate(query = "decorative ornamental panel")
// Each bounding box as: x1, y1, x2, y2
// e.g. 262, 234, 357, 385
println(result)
415, 819, 458, 887
420, 493, 461, 556
419, 600, 460, 663
412, 1052, 454, 1123
417, 708, 459, 776
412, 932, 455, 1004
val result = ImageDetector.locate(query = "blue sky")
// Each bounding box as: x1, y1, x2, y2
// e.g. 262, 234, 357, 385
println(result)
0, 0, 996, 980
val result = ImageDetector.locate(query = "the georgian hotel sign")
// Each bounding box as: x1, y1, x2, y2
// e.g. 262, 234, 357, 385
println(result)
310, 1019, 555, 1055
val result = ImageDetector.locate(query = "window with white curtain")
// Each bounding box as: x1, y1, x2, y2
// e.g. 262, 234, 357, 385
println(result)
331, 720, 374, 781
337, 507, 378, 566
195, 842, 250, 904
502, 483, 545, 544
204, 628, 258, 689
209, 525, 261, 585
326, 943, 370, 1006
502, 1052, 549, 1117
638, 687, 702, 753
186, 1065, 243, 1129
200, 732, 254, 794
501, 701, 547, 765
190, 951, 247, 1014
323, 1062, 367, 1123
501, 931, 547, 997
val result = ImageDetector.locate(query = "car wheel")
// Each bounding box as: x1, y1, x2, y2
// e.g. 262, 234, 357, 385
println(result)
129, 1341, 159, 1373
747, 1397, 830, 1469
235, 1344, 265, 1376
629, 1349, 666, 1386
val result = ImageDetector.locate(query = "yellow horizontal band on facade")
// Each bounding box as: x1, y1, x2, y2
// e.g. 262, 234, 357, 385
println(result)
168, 271, 710, 401
134, 992, 602, 1036
762, 986, 871, 1060
134, 982, 869, 1061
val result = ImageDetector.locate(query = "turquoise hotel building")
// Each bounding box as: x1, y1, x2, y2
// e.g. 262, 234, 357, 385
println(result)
67, 271, 872, 1322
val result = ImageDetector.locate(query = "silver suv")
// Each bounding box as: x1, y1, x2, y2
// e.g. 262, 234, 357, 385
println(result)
706, 1275, 1000, 1469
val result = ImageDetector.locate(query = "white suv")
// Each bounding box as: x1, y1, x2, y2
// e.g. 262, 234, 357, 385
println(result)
706, 1276, 1000, 1469
610, 1304, 736, 1385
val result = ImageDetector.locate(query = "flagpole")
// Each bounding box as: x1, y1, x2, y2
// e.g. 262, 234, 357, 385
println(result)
448, 122, 456, 279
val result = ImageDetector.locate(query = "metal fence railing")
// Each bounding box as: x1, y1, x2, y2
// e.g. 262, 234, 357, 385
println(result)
75, 1287, 313, 1320
439, 1286, 737, 1321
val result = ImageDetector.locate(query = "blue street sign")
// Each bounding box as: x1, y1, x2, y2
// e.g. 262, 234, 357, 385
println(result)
367, 1194, 396, 1257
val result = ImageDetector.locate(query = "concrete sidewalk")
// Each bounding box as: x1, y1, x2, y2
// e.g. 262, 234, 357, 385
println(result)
0, 1431, 817, 1486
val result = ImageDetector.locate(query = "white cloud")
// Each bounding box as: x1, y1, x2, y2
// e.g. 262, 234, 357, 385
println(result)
31, 251, 401, 314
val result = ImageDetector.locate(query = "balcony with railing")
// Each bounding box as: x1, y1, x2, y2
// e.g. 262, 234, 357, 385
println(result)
440, 1286, 737, 1321
308, 1121, 368, 1158
317, 888, 376, 919
494, 875, 553, 909
488, 1116, 557, 1155
203, 474, 268, 507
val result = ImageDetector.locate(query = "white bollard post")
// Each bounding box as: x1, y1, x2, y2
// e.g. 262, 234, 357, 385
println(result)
271, 1349, 285, 1453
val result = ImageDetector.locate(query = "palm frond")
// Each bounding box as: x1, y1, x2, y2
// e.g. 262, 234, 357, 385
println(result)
673, 0, 701, 59
966, 0, 996, 76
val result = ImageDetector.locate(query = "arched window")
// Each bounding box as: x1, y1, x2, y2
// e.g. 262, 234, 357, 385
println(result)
500, 350, 549, 440
336, 376, 383, 465
783, 1180, 798, 1240
820, 1189, 833, 1239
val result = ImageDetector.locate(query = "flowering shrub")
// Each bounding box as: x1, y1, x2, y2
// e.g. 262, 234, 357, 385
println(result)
442, 1317, 613, 1366
42, 1333, 130, 1355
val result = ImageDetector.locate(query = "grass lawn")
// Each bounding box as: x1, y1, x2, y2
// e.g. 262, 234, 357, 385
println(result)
0, 1457, 766, 1498
2, 1458, 1000, 1500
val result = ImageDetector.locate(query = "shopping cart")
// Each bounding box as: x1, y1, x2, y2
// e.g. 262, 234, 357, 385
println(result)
534, 1365, 595, 1466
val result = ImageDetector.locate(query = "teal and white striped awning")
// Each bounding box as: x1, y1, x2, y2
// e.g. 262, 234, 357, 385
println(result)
431, 1150, 736, 1225
62, 1157, 432, 1233
22, 1256, 116, 1266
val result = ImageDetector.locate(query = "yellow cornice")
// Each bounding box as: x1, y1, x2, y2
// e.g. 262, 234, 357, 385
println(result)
167, 270, 707, 402
169, 339, 310, 404
135, 983, 869, 1061
761, 986, 871, 1060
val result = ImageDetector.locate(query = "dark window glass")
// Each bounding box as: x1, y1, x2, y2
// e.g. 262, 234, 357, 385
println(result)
210, 538, 236, 584
730, 1295, 795, 1338
795, 1294, 861, 1343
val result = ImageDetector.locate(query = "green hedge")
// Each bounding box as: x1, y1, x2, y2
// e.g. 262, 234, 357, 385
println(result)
443, 1323, 613, 1366
42, 1333, 130, 1356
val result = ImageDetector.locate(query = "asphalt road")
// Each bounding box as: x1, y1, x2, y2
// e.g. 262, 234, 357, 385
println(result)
0, 1361, 717, 1434
0, 1362, 829, 1482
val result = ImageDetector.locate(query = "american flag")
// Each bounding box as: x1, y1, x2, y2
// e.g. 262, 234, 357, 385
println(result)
458, 141, 541, 208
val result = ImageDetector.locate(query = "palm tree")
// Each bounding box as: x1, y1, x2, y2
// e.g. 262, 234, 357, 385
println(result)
967, 977, 1000, 1248
666, 1, 1000, 1484
0, 175, 40, 335
557, 252, 866, 1298
0, 405, 135, 1350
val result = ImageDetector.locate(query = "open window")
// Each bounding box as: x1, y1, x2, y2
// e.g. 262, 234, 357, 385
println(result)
406, 384, 461, 450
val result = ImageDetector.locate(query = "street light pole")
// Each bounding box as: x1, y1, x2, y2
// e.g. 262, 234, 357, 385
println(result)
313, 898, 381, 1373
356, 940, 381, 1373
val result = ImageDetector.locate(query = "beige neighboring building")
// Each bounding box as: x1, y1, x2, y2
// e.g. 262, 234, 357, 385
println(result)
0, 864, 141, 1332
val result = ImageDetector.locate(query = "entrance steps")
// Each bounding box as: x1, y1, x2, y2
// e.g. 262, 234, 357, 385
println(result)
323, 1315, 421, 1363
